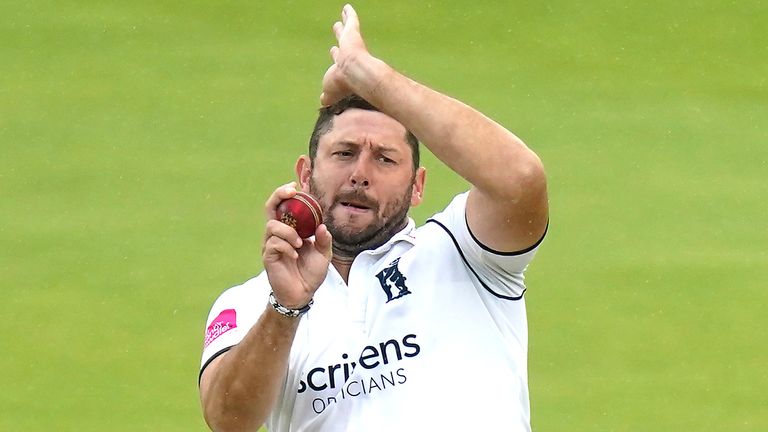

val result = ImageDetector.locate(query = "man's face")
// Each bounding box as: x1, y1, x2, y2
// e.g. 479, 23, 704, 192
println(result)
302, 109, 424, 256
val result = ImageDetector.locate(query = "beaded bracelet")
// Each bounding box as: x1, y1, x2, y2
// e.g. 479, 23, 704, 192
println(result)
269, 291, 313, 318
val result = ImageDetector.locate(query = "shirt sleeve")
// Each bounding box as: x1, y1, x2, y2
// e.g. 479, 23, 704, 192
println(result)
428, 191, 546, 299
200, 273, 270, 372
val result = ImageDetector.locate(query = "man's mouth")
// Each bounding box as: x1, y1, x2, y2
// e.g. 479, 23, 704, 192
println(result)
341, 200, 369, 209
333, 190, 378, 215
339, 201, 371, 211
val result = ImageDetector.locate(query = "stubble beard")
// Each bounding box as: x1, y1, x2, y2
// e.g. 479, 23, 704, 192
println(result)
309, 177, 413, 259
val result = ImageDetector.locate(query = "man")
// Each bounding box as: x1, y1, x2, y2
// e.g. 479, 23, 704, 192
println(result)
199, 4, 548, 431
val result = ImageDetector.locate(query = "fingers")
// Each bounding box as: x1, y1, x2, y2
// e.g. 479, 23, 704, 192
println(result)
320, 64, 347, 106
262, 219, 303, 259
263, 232, 299, 262
320, 87, 344, 107
334, 4, 361, 45
263, 183, 303, 255
321, 4, 364, 106
264, 181, 297, 221
312, 224, 333, 261
266, 219, 303, 248
342, 4, 358, 30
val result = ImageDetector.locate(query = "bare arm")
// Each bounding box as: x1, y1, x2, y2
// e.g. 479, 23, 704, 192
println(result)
200, 308, 301, 431
200, 183, 332, 431
322, 5, 548, 252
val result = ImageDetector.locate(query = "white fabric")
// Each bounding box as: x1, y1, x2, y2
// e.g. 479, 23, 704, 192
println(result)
201, 191, 542, 431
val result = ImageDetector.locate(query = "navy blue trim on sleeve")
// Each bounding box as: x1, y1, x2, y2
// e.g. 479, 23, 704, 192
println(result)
198, 346, 235, 386
465, 216, 549, 256
426, 219, 525, 301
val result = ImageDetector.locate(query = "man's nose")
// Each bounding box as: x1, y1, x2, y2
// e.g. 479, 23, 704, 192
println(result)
349, 159, 370, 188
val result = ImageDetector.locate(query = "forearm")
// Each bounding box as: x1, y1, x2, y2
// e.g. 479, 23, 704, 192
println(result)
342, 53, 542, 199
201, 306, 300, 431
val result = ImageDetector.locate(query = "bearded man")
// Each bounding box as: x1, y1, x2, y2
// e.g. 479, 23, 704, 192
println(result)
200, 5, 548, 431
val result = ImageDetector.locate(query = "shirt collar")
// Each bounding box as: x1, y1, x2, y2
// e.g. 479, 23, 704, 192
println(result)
365, 217, 417, 255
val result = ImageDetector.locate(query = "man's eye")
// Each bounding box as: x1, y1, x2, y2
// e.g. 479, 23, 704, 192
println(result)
334, 151, 353, 157
378, 156, 396, 164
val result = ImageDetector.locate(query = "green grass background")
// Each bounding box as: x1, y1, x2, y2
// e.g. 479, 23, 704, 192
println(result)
2, 0, 766, 430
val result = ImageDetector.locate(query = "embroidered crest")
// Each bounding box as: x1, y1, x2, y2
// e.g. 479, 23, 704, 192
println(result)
375, 257, 411, 303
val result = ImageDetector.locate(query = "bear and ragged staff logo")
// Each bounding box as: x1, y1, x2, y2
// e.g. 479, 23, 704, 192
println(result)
375, 257, 411, 302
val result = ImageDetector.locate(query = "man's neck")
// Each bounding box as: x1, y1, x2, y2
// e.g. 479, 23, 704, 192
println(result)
331, 252, 355, 283
329, 218, 412, 283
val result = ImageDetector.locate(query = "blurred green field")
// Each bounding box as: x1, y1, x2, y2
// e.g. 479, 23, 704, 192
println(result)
2, 0, 766, 430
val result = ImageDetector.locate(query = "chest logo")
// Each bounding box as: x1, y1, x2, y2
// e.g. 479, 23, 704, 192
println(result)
376, 257, 411, 302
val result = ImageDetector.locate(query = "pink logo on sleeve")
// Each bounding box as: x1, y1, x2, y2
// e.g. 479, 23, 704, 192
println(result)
204, 309, 237, 348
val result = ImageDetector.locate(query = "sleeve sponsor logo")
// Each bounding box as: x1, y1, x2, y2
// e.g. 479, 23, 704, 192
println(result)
204, 309, 237, 348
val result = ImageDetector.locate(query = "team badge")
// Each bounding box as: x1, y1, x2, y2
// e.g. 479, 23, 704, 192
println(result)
376, 257, 411, 302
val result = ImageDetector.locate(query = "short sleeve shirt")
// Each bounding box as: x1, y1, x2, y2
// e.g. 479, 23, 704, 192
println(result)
200, 191, 544, 431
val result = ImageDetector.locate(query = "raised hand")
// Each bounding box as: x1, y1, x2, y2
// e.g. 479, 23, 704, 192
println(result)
321, 4, 371, 106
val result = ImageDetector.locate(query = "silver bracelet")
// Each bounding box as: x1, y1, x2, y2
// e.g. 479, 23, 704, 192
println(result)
269, 291, 313, 318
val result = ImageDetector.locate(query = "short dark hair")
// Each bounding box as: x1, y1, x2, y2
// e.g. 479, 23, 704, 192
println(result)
308, 95, 420, 171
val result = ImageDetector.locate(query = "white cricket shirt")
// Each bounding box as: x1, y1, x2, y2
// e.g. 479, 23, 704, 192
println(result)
200, 192, 544, 431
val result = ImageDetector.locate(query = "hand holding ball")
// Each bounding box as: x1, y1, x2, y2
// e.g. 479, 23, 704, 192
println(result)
276, 192, 323, 239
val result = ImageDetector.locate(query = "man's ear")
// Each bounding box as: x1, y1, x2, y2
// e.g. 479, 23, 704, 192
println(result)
295, 155, 312, 192
410, 167, 427, 207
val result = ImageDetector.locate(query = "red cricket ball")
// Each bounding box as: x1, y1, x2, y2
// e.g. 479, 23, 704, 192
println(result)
276, 191, 323, 239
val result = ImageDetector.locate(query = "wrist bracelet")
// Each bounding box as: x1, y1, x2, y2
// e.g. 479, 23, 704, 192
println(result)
269, 291, 313, 318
